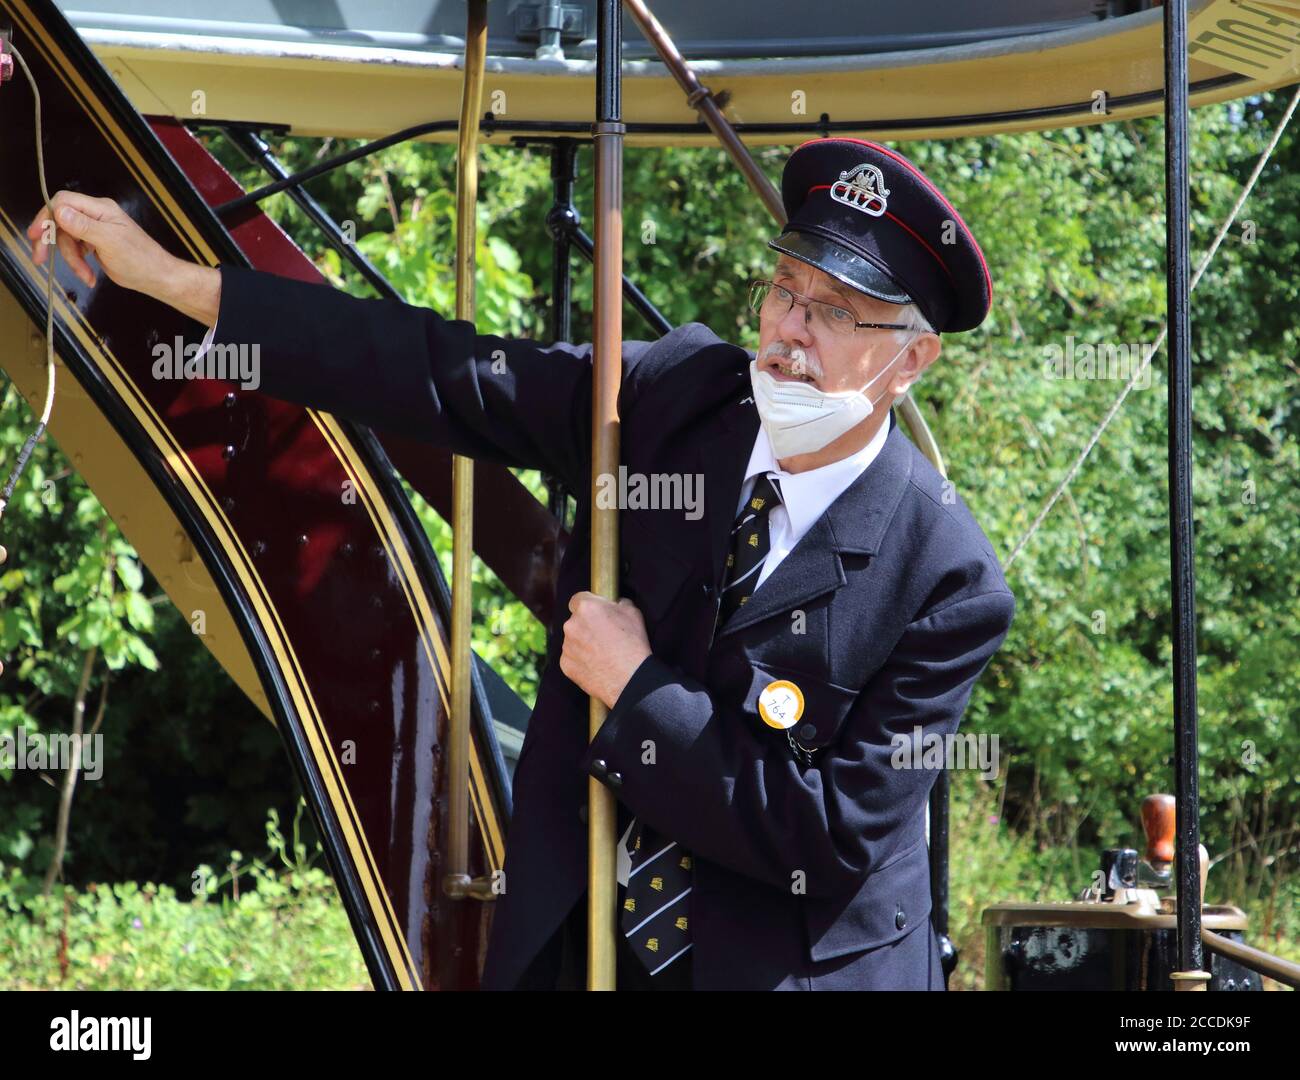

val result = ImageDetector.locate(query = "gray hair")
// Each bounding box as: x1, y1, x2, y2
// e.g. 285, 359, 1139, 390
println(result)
894, 301, 935, 344
890, 302, 936, 397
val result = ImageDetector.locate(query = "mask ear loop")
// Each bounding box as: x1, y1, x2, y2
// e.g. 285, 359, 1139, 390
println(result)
865, 329, 924, 412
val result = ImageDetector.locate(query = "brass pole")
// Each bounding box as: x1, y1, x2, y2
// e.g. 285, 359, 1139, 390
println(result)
587, 0, 625, 990
619, 0, 944, 471
444, 0, 493, 902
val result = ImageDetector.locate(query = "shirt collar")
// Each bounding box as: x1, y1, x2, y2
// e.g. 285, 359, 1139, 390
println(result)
743, 410, 895, 542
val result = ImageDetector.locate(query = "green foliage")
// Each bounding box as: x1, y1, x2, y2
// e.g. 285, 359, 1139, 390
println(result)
0, 383, 165, 871
908, 102, 1300, 871
198, 104, 1300, 925
0, 803, 367, 990
2, 95, 1296, 986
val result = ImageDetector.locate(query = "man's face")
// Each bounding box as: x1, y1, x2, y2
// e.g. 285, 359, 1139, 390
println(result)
756, 256, 936, 400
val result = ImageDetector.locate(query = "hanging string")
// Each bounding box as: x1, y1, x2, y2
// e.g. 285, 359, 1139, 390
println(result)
1005, 84, 1300, 570
0, 39, 57, 540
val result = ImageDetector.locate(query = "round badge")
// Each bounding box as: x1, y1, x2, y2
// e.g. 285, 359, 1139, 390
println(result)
757, 679, 805, 731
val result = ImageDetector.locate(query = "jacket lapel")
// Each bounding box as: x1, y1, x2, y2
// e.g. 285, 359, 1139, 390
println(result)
716, 410, 914, 637
697, 396, 761, 590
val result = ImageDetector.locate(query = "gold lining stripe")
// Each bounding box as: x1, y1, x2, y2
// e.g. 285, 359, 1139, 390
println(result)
7, 1, 425, 981
311, 413, 505, 867
9, 0, 507, 966
0, 210, 419, 989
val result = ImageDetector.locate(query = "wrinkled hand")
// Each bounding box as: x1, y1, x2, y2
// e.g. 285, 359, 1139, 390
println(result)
26, 191, 221, 326
560, 593, 652, 710
27, 191, 171, 293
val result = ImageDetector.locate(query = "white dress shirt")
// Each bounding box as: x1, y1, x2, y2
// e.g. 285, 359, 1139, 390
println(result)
619, 418, 893, 887
736, 410, 893, 592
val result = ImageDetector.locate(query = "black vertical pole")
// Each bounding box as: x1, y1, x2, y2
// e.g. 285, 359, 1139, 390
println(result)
544, 139, 579, 525
549, 139, 578, 347
928, 775, 953, 980
1162, 0, 1205, 981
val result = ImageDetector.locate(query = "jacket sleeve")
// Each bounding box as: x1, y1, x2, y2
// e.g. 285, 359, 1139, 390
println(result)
579, 589, 1015, 897
205, 264, 654, 493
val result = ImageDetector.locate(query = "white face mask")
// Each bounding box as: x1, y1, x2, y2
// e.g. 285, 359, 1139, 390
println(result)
749, 333, 917, 459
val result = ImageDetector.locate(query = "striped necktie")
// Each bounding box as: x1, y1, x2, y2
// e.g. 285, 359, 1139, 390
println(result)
716, 473, 783, 628
620, 820, 694, 980
618, 474, 783, 981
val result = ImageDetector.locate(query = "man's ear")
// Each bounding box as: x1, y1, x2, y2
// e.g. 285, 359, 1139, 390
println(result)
893, 333, 941, 394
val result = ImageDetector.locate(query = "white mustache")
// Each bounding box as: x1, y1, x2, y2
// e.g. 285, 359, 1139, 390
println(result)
758, 341, 822, 379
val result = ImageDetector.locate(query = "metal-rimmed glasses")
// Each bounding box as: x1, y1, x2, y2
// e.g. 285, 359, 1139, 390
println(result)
748, 279, 910, 338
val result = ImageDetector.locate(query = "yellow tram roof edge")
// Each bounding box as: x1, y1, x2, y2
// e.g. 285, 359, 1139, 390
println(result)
80, 4, 1300, 147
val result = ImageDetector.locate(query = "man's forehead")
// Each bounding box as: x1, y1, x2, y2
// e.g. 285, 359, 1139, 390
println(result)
773, 256, 888, 310
775, 257, 851, 294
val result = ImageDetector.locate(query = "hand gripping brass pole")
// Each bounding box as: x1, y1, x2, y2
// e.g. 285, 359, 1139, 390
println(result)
444, 0, 493, 903
587, 0, 626, 990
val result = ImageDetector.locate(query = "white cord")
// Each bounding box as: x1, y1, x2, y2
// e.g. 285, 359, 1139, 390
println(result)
0, 39, 57, 517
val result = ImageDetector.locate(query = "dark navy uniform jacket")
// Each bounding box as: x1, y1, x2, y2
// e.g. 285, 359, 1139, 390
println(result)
208, 265, 1016, 991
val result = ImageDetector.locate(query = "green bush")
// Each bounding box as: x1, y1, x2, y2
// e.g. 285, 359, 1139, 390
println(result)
0, 804, 367, 990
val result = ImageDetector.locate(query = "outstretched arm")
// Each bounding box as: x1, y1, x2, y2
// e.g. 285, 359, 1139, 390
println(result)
29, 190, 650, 493
207, 264, 649, 491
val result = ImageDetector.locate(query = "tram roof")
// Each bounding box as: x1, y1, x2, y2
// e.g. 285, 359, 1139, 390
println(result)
59, 0, 1299, 145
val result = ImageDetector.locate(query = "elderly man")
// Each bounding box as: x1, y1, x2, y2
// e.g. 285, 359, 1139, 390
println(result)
31, 137, 1014, 991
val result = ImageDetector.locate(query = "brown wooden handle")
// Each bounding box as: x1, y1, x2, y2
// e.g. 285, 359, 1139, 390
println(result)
1141, 793, 1176, 865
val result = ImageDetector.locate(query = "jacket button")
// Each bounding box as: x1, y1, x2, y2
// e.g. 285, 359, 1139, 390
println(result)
607, 771, 623, 790
591, 758, 608, 777
895, 905, 907, 931
798, 723, 817, 742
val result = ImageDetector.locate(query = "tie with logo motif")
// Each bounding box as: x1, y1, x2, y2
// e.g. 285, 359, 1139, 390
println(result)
618, 474, 784, 980
716, 473, 783, 629
620, 819, 694, 979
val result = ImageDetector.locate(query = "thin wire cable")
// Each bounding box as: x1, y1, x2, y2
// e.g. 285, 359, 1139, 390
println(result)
1005, 84, 1300, 570
0, 41, 57, 517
